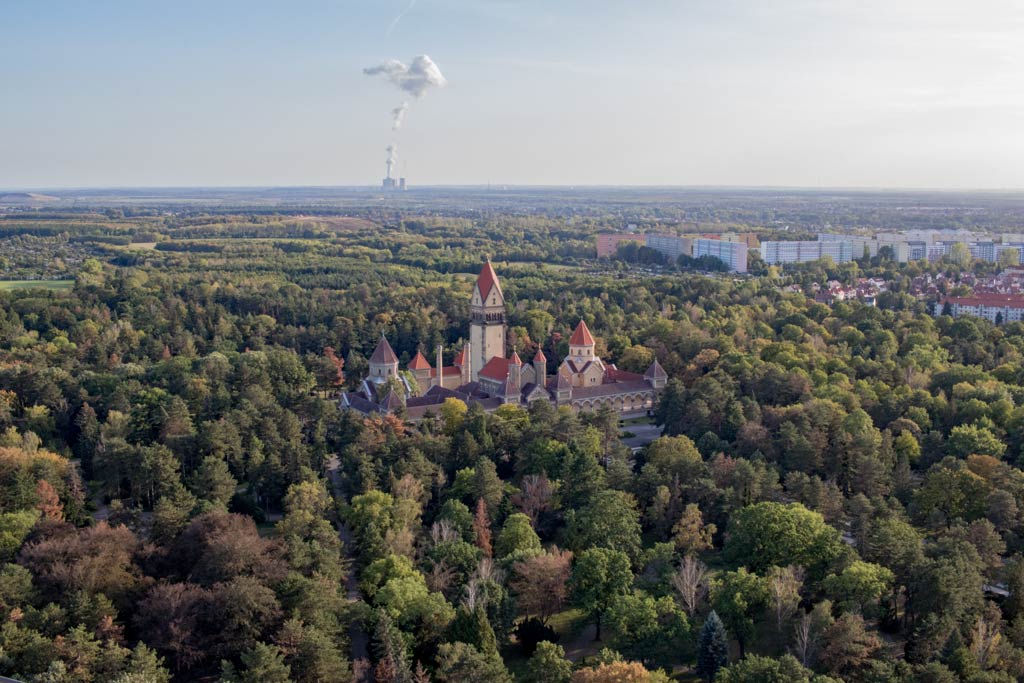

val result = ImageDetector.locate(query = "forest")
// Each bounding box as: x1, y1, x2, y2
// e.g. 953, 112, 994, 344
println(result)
2, 204, 1024, 683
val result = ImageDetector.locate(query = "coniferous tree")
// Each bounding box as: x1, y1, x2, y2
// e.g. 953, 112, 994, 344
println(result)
696, 610, 729, 682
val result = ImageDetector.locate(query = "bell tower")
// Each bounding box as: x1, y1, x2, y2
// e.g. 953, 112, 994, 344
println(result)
469, 260, 506, 381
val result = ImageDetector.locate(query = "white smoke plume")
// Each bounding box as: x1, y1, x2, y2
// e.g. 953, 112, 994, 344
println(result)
364, 55, 447, 129
386, 144, 398, 177
391, 103, 409, 129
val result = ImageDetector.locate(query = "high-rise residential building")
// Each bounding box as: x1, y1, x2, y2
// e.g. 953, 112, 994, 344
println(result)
694, 238, 748, 272
596, 233, 644, 258
644, 234, 693, 261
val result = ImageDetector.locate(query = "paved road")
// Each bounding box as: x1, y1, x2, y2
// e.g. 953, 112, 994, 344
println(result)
621, 422, 663, 451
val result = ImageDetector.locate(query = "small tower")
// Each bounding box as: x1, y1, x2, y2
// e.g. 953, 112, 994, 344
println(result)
408, 350, 432, 392
469, 261, 507, 382
554, 367, 573, 406
644, 358, 668, 390
568, 320, 596, 364
533, 348, 547, 384
509, 351, 522, 389
368, 335, 399, 384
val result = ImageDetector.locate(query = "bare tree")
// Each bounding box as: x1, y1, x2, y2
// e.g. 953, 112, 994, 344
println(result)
767, 565, 804, 632
792, 602, 833, 668
513, 474, 553, 525
794, 611, 814, 667
430, 519, 458, 545
671, 555, 708, 616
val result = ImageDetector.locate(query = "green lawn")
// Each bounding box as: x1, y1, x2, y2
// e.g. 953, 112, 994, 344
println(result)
0, 280, 74, 291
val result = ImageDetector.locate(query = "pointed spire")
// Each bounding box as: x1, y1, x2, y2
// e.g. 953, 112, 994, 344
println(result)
475, 260, 502, 301
369, 335, 398, 364
534, 348, 547, 362
569, 320, 595, 346
509, 351, 522, 366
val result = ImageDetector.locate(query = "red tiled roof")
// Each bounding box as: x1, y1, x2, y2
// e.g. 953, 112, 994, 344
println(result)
476, 261, 502, 301
369, 336, 398, 364
453, 346, 467, 366
429, 367, 462, 377
510, 351, 522, 366
408, 351, 431, 370
569, 320, 595, 346
479, 355, 510, 381
534, 349, 547, 362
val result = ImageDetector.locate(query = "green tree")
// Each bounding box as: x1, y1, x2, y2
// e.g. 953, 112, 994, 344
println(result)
434, 642, 510, 683
606, 591, 690, 670
946, 425, 1006, 460
495, 513, 542, 559
712, 568, 770, 657
715, 654, 832, 683
724, 502, 845, 576
822, 561, 893, 614
695, 610, 729, 682
189, 458, 234, 507
567, 490, 643, 562
570, 548, 634, 640
228, 642, 293, 683
528, 641, 572, 683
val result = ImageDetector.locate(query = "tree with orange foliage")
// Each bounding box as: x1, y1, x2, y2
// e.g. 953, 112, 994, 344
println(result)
35, 479, 64, 521
571, 660, 667, 683
474, 498, 492, 557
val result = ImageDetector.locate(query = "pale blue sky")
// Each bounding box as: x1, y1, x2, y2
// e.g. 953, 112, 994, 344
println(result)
2, 0, 1023, 188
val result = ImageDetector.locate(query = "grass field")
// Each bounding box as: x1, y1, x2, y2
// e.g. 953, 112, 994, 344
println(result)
0, 280, 74, 291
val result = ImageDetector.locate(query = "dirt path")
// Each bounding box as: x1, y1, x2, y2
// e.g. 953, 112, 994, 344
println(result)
561, 621, 599, 662
327, 456, 370, 681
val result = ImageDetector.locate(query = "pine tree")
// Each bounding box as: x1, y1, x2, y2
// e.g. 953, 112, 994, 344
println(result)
696, 610, 729, 682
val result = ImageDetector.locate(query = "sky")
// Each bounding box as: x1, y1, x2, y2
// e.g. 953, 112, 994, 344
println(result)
2, 0, 1023, 189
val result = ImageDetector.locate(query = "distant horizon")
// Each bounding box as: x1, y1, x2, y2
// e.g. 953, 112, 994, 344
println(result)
3, 1, 1023, 188
5, 184, 1024, 195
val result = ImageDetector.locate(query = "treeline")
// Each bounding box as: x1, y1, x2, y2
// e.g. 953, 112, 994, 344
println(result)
4, 212, 1024, 681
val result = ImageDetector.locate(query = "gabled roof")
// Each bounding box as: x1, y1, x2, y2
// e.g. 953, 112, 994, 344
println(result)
453, 346, 467, 366
408, 351, 431, 370
569, 320, 595, 346
369, 336, 399, 364
644, 359, 668, 379
556, 367, 573, 389
476, 261, 503, 301
479, 355, 511, 381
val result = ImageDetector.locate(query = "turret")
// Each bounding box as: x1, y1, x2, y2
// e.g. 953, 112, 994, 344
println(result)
568, 320, 596, 363
509, 351, 522, 389
368, 335, 399, 384
533, 348, 547, 384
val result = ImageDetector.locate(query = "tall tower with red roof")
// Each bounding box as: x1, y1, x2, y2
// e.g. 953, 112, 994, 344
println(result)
469, 260, 507, 382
